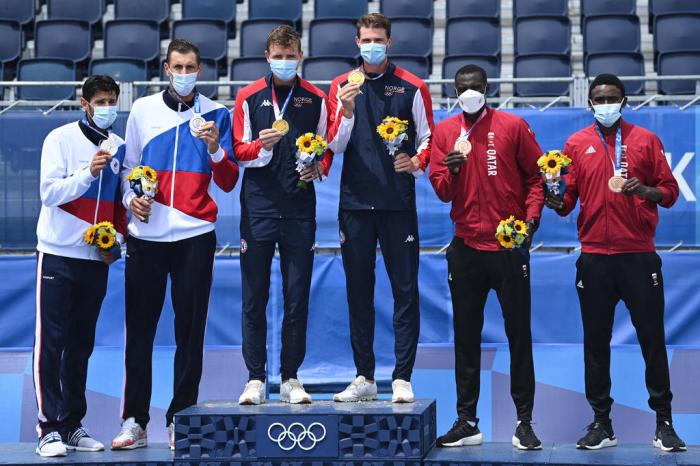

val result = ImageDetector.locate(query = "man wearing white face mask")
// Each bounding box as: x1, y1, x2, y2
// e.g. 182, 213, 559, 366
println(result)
34, 75, 126, 456
545, 74, 685, 452
429, 65, 544, 450
113, 39, 239, 451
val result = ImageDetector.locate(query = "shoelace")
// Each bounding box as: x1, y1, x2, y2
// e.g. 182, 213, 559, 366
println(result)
288, 379, 304, 390
40, 432, 62, 447
67, 427, 89, 445
119, 419, 140, 436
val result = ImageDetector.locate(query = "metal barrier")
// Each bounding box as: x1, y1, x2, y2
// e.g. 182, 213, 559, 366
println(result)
1, 75, 699, 112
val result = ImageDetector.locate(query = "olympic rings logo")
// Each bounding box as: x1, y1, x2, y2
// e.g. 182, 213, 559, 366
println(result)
267, 422, 327, 451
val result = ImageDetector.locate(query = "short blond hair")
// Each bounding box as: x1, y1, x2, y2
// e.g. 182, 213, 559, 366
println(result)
356, 13, 391, 38
266, 25, 302, 52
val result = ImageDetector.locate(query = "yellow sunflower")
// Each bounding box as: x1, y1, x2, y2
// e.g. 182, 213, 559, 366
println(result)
497, 232, 515, 249
296, 134, 315, 153
560, 154, 572, 168
513, 220, 528, 236
540, 153, 562, 174
377, 121, 401, 141
126, 166, 141, 181
97, 232, 115, 250
96, 221, 114, 230
143, 166, 157, 182
83, 225, 97, 245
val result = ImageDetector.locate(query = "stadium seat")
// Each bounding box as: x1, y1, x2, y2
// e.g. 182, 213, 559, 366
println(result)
446, 0, 500, 19
240, 19, 295, 57
654, 13, 700, 55
0, 20, 21, 79
389, 18, 433, 61
17, 58, 76, 100
514, 16, 571, 56
114, 0, 169, 38
309, 18, 358, 58
446, 17, 501, 57
314, 0, 368, 19
172, 19, 228, 76
34, 19, 92, 68
302, 56, 357, 94
181, 0, 236, 38
161, 57, 219, 100
583, 15, 640, 58
0, 0, 34, 38
47, 0, 103, 37
514, 54, 572, 97
658, 51, 700, 95
581, 0, 635, 18
230, 57, 269, 98
442, 55, 500, 97
104, 20, 160, 77
90, 58, 148, 97
0, 62, 3, 98
248, 0, 302, 32
513, 0, 567, 18
649, 0, 700, 32
585, 52, 645, 95
391, 55, 430, 79
380, 0, 433, 21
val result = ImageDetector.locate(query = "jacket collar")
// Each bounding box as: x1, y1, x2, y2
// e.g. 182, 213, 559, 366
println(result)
162, 88, 199, 112
78, 117, 109, 145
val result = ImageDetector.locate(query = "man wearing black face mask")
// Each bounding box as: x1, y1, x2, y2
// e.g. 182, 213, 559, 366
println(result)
545, 74, 685, 452
429, 65, 544, 450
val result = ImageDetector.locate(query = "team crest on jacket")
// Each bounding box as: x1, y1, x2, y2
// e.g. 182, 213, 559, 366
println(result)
293, 97, 313, 107
110, 157, 120, 174
240, 239, 248, 254
339, 229, 346, 245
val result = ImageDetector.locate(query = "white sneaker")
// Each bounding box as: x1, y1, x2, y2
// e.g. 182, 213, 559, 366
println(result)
36, 432, 67, 457
392, 379, 415, 403
238, 380, 266, 405
333, 376, 378, 402
111, 417, 147, 450
280, 379, 312, 404
168, 422, 175, 451
64, 426, 104, 451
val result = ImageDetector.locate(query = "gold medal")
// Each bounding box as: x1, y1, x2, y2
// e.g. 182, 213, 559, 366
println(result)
608, 175, 625, 193
348, 70, 365, 86
454, 138, 472, 155
272, 118, 289, 135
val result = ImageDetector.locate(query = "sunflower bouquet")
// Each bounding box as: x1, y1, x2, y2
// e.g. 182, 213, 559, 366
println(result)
84, 221, 117, 251
376, 116, 409, 157
295, 132, 327, 189
537, 150, 572, 197
127, 165, 158, 223
495, 215, 529, 249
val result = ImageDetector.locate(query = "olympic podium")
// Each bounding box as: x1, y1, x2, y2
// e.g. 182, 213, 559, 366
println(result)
173, 399, 437, 465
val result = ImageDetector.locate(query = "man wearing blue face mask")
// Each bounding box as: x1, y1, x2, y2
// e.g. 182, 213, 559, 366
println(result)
34, 75, 126, 456
327, 13, 434, 404
545, 74, 685, 452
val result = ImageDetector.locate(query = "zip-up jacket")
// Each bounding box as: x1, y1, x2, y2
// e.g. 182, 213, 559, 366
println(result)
121, 90, 239, 242
557, 120, 679, 254
37, 120, 127, 261
327, 62, 434, 211
232, 74, 329, 219
429, 108, 544, 251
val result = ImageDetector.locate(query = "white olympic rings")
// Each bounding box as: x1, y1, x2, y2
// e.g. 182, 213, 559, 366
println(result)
267, 421, 327, 451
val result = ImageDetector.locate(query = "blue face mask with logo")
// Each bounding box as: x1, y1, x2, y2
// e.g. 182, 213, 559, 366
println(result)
90, 105, 118, 129
360, 43, 387, 66
171, 72, 198, 96
270, 59, 298, 81
592, 103, 622, 128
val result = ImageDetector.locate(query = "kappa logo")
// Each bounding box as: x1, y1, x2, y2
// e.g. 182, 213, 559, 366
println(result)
651, 273, 659, 287
585, 145, 596, 155
261, 99, 273, 107
577, 280, 584, 289
405, 234, 415, 243
240, 239, 248, 254
384, 85, 406, 96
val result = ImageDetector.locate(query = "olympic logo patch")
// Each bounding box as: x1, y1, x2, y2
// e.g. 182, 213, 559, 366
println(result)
267, 422, 327, 451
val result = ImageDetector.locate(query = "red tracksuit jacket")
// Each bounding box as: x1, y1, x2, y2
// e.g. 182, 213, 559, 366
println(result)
429, 108, 544, 251
558, 120, 679, 254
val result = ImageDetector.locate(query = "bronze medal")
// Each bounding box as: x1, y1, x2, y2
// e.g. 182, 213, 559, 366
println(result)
608, 175, 625, 193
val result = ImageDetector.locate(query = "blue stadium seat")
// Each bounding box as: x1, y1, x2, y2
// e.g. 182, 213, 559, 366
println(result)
442, 55, 500, 97
182, 0, 236, 38
47, 0, 103, 34
249, 0, 302, 32
514, 54, 571, 97
654, 13, 700, 55
230, 57, 269, 97
161, 57, 219, 100
114, 0, 169, 38
104, 20, 160, 76
446, 17, 500, 57
35, 20, 92, 65
17, 58, 76, 100
514, 16, 571, 56
0, 20, 22, 76
658, 51, 700, 95
172, 19, 228, 76
583, 15, 640, 57
390, 18, 433, 60
314, 0, 368, 19
380, 0, 433, 21
240, 18, 295, 57
0, 62, 3, 98
446, 0, 500, 19
649, 0, 700, 31
514, 0, 567, 18
0, 0, 34, 38
585, 52, 645, 95
302, 56, 357, 94
90, 58, 148, 96
309, 18, 358, 58
392, 55, 430, 79
581, 0, 635, 18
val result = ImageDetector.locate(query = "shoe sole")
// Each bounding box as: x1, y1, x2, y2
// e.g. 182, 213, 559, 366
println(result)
111, 439, 147, 450
333, 395, 377, 402
653, 438, 687, 452
65, 445, 105, 452
512, 436, 543, 450
438, 433, 484, 447
576, 438, 617, 450
35, 448, 67, 457
281, 396, 312, 404
239, 398, 265, 405
392, 397, 415, 403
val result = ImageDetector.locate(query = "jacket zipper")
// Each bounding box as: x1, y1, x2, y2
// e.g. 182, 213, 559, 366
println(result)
94, 170, 103, 224
171, 103, 180, 209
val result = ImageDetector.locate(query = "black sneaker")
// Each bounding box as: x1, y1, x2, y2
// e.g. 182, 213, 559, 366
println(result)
576, 421, 617, 450
654, 420, 687, 452
512, 421, 542, 450
437, 418, 483, 447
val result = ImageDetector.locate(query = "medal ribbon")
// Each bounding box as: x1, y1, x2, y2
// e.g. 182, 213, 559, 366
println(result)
170, 89, 201, 115
81, 116, 109, 142
271, 81, 295, 120
460, 108, 488, 140
595, 124, 623, 176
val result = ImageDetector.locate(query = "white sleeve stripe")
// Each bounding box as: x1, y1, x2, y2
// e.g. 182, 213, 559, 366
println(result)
412, 88, 432, 155
242, 100, 252, 143
317, 100, 328, 138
